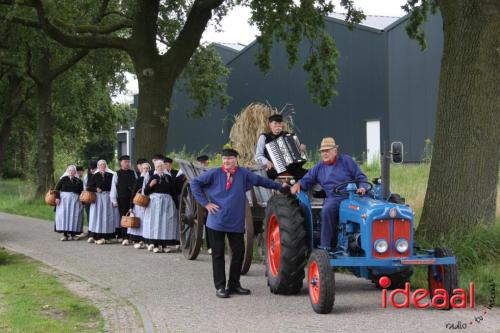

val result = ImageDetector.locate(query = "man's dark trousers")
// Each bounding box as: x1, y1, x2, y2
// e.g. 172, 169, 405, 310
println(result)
207, 227, 245, 290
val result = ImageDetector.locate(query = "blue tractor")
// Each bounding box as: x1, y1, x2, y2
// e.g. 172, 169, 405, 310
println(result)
263, 143, 458, 313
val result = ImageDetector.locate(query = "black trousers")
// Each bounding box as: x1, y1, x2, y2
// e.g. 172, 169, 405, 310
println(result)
117, 196, 131, 238
207, 227, 245, 290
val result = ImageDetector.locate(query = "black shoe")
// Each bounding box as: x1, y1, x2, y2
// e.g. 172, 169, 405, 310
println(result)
227, 286, 251, 295
216, 288, 229, 298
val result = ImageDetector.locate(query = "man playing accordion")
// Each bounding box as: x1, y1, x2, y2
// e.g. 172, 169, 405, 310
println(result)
254, 114, 308, 180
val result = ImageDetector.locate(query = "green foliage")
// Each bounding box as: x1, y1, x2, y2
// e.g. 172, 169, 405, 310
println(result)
81, 138, 115, 163
0, 249, 104, 332
402, 0, 439, 50
181, 45, 231, 118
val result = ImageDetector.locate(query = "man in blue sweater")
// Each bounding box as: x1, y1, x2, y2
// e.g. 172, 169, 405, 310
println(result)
291, 137, 368, 250
191, 148, 288, 298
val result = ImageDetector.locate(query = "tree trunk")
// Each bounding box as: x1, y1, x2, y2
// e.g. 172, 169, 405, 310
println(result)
0, 117, 14, 174
34, 48, 55, 197
133, 59, 174, 160
0, 74, 24, 174
418, 0, 500, 241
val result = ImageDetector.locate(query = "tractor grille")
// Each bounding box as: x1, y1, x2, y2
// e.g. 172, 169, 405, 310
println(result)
372, 219, 411, 258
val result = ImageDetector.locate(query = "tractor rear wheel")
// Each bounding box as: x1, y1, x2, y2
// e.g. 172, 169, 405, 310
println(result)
308, 249, 335, 314
264, 195, 307, 294
428, 247, 459, 310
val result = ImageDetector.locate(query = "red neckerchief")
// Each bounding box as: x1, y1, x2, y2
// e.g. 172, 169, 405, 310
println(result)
221, 166, 237, 190
323, 157, 337, 166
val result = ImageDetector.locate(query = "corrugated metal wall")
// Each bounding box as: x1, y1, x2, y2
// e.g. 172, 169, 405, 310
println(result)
387, 13, 443, 162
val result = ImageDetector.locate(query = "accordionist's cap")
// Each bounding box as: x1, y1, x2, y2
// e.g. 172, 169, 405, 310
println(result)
319, 137, 338, 151
197, 155, 209, 162
221, 148, 239, 157
119, 155, 130, 161
268, 114, 283, 122
163, 157, 173, 163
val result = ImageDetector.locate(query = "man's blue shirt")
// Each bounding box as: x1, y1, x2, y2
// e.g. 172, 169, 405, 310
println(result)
191, 167, 281, 233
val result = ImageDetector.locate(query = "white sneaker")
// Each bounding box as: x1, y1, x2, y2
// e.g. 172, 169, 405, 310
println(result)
122, 239, 130, 246
60, 236, 68, 241
117, 238, 123, 243
147, 244, 154, 252
87, 237, 95, 243
153, 247, 160, 253
133, 243, 141, 249
208, 248, 212, 255
95, 239, 105, 245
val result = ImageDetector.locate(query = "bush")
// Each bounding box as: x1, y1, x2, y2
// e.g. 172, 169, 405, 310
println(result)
412, 222, 500, 305
1, 168, 24, 179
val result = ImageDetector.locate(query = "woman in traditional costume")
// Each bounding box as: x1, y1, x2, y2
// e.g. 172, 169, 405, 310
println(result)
128, 161, 150, 249
142, 160, 179, 253
86, 160, 118, 245
54, 165, 84, 241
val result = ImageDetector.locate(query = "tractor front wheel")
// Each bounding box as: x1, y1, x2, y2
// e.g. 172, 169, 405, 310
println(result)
428, 247, 459, 310
308, 249, 335, 314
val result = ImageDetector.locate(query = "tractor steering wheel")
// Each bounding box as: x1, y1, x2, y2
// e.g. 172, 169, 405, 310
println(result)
333, 180, 373, 195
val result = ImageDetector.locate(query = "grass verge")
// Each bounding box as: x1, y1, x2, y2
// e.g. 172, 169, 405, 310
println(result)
0, 248, 104, 332
0, 179, 54, 221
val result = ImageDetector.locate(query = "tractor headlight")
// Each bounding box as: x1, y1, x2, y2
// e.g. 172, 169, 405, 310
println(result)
395, 238, 409, 253
374, 239, 389, 253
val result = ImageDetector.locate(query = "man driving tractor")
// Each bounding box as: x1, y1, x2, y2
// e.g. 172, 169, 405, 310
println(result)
291, 137, 368, 250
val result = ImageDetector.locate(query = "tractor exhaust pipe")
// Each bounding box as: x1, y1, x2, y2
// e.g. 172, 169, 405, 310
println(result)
381, 141, 390, 200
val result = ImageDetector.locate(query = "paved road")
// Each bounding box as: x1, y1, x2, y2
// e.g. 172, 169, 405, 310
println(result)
0, 212, 498, 333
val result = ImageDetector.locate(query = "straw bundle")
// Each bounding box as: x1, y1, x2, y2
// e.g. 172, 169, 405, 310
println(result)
229, 103, 292, 167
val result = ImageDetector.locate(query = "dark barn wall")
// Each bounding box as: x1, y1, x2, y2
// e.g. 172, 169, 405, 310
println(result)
224, 20, 388, 160
387, 13, 443, 162
166, 45, 238, 153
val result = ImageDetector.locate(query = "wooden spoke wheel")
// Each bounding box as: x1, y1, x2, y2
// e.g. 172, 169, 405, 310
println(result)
178, 181, 206, 260
240, 202, 254, 275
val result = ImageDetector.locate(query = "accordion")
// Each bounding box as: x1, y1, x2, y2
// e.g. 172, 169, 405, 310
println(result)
265, 133, 307, 174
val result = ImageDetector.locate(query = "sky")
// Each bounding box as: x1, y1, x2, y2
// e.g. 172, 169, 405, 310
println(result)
113, 0, 408, 104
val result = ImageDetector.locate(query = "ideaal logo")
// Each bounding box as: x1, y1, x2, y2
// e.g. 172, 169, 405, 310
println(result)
378, 277, 496, 330
378, 276, 475, 309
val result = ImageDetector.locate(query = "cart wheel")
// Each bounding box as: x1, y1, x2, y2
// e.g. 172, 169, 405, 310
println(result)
308, 249, 335, 314
178, 181, 205, 260
241, 202, 254, 275
428, 247, 459, 310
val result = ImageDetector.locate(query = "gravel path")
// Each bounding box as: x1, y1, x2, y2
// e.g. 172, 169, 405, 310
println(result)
0, 212, 498, 333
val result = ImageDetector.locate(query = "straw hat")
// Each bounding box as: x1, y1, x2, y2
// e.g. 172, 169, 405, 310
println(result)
319, 137, 338, 151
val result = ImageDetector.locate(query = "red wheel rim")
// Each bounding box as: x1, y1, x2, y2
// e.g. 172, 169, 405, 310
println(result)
309, 260, 320, 304
267, 214, 280, 277
429, 265, 445, 294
